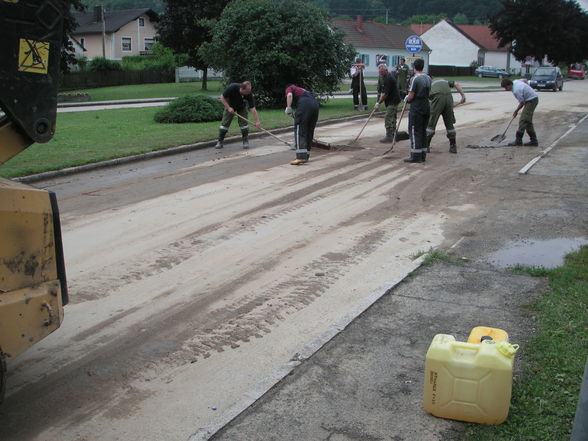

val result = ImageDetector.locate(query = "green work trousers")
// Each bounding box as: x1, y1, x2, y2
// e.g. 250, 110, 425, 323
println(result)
518, 97, 538, 134
384, 103, 398, 133
426, 93, 455, 137
221, 106, 248, 130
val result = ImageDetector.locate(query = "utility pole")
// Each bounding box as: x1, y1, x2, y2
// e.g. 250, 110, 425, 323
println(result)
101, 1, 106, 58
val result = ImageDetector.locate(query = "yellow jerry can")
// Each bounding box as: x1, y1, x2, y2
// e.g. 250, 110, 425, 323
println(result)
423, 334, 519, 424
467, 326, 509, 344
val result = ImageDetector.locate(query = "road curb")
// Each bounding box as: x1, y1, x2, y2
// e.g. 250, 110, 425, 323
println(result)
15, 112, 382, 184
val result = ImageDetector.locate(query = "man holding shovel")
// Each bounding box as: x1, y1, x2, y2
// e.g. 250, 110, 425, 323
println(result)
501, 78, 539, 146
285, 84, 320, 165
426, 78, 466, 153
215, 81, 261, 149
404, 58, 431, 163
351, 59, 368, 111
374, 63, 401, 143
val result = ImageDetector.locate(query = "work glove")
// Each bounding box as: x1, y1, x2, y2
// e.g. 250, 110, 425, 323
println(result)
374, 102, 381, 110
285, 107, 293, 117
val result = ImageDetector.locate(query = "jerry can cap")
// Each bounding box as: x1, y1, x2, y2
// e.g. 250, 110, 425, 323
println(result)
497, 342, 519, 358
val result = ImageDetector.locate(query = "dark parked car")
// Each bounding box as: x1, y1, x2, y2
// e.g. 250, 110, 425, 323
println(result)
529, 67, 564, 91
474, 66, 511, 78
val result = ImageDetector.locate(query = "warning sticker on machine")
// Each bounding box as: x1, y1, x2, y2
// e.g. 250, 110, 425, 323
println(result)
18, 38, 49, 74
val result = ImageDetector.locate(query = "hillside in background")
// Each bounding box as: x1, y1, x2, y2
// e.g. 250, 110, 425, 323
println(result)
81, 0, 501, 25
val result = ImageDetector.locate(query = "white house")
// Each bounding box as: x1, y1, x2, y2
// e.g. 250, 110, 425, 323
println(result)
332, 17, 431, 76
71, 7, 159, 60
413, 19, 520, 73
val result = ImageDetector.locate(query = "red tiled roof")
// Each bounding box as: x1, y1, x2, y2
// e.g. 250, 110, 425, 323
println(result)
457, 25, 508, 51
409, 23, 433, 35
332, 19, 430, 51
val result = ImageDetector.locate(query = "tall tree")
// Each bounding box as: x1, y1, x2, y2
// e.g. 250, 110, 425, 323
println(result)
199, 0, 356, 107
157, 0, 230, 89
62, 0, 86, 72
489, 0, 588, 65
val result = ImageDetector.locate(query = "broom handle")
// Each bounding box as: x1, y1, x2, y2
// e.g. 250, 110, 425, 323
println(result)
382, 99, 408, 156
234, 112, 292, 147
350, 105, 378, 145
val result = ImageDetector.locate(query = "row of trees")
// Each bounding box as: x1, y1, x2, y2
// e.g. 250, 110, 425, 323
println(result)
61, 0, 588, 107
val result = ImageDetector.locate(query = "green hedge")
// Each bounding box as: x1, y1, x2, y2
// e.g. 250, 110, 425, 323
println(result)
154, 95, 224, 123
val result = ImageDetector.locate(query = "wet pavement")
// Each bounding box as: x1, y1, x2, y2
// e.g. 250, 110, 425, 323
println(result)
189, 111, 588, 441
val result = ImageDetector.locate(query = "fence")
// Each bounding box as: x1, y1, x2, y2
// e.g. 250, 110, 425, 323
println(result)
428, 65, 475, 77
175, 66, 224, 83
60, 69, 174, 90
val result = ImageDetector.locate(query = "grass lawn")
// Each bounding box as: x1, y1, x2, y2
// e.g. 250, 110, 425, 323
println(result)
65, 81, 226, 101
0, 98, 366, 177
64, 76, 505, 102
465, 246, 588, 441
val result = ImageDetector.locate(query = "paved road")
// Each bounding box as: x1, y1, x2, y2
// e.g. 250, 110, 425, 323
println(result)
1, 81, 586, 441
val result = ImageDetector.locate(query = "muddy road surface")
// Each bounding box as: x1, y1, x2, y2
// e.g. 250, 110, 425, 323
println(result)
2, 81, 587, 441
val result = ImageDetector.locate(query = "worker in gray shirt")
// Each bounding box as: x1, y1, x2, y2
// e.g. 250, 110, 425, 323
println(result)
404, 58, 431, 163
501, 78, 539, 146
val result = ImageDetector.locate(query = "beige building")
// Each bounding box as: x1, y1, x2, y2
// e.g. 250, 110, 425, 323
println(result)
71, 7, 159, 60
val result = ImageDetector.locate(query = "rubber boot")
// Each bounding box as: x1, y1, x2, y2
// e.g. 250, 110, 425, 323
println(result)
449, 136, 457, 153
215, 128, 228, 149
241, 129, 249, 149
403, 152, 423, 163
379, 128, 394, 143
426, 134, 434, 152
508, 131, 523, 146
524, 130, 538, 146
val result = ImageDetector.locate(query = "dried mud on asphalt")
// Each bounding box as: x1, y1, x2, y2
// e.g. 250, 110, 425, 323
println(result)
1, 85, 587, 441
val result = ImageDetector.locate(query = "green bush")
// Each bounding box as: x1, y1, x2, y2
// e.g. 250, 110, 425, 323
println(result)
88, 57, 123, 71
122, 43, 178, 76
154, 94, 224, 123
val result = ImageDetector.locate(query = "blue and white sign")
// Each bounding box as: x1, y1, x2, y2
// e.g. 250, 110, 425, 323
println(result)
405, 35, 423, 53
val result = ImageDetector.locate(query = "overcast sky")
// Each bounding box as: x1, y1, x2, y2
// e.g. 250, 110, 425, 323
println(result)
578, 0, 588, 10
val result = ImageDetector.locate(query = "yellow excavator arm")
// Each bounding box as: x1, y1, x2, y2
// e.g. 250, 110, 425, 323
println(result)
0, 0, 68, 403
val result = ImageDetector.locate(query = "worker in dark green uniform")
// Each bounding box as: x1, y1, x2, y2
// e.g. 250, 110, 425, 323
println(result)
374, 63, 401, 143
426, 79, 466, 153
395, 57, 411, 99
215, 81, 261, 149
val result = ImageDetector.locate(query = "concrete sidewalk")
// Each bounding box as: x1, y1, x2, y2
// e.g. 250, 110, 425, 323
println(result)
201, 262, 544, 441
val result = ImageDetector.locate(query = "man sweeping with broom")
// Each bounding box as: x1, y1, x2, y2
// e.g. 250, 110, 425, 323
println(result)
374, 63, 402, 144
215, 81, 261, 150
285, 84, 320, 165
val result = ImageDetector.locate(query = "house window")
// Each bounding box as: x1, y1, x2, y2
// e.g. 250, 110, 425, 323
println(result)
359, 54, 370, 66
121, 37, 132, 52
139, 17, 145, 27
144, 37, 155, 51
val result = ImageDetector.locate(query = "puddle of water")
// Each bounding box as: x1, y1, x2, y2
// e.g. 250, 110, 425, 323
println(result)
487, 237, 588, 269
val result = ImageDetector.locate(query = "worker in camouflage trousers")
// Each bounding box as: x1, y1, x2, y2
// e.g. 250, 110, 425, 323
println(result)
285, 84, 320, 165
395, 57, 411, 99
404, 58, 431, 163
215, 81, 261, 150
374, 63, 401, 143
501, 78, 539, 146
426, 79, 466, 153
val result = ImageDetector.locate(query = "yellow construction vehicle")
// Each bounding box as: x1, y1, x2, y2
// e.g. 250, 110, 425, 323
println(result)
0, 0, 68, 403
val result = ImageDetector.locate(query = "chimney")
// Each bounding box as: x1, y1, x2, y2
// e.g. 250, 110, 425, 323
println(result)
93, 5, 103, 23
356, 15, 363, 33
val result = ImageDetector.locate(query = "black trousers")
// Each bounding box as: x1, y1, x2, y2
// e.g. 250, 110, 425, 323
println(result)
352, 79, 367, 107
294, 93, 319, 159
409, 109, 430, 155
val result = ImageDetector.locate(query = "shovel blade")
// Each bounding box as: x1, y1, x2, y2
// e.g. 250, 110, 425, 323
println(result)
491, 134, 505, 143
